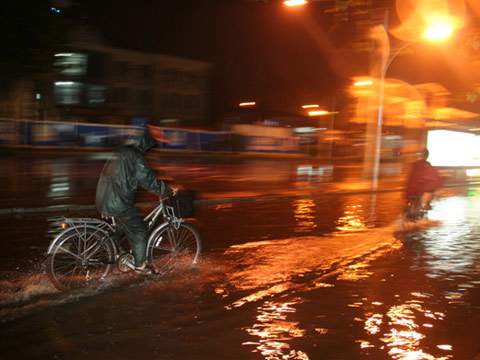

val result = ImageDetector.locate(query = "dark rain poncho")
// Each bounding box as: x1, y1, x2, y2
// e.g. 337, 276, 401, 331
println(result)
96, 128, 171, 217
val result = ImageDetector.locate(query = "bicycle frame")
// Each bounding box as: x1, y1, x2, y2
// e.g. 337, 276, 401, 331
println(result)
47, 219, 115, 252
48, 197, 181, 256
47, 196, 201, 290
144, 198, 183, 230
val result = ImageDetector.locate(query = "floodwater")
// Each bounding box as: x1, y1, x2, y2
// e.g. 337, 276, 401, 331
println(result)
1, 187, 480, 360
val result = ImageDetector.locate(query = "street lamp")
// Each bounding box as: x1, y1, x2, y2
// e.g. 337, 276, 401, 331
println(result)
354, 80, 373, 87
284, 0, 453, 175
284, 0, 307, 6
371, 11, 453, 190
239, 101, 256, 107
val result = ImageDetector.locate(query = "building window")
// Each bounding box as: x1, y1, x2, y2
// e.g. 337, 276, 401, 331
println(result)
87, 84, 106, 104
184, 72, 203, 90
110, 87, 129, 105
136, 89, 154, 112
54, 81, 84, 105
137, 64, 155, 84
113, 61, 131, 79
162, 92, 175, 110
54, 53, 88, 76
163, 68, 178, 87
184, 94, 201, 114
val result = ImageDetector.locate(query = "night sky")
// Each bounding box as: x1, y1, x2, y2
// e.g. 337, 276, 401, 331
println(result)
73, 0, 372, 116
69, 0, 479, 119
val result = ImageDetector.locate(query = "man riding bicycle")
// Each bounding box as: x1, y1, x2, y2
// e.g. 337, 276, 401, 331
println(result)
405, 148, 443, 218
96, 126, 175, 275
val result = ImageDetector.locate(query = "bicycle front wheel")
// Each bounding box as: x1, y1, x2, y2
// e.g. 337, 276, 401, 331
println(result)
47, 226, 115, 291
148, 223, 202, 273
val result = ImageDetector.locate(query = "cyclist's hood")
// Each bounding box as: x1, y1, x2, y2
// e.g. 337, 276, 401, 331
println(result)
134, 127, 157, 153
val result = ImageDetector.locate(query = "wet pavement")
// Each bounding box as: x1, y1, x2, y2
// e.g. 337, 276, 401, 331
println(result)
0, 149, 406, 213
1, 150, 480, 360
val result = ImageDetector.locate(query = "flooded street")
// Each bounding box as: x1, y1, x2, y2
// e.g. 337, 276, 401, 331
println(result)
2, 185, 480, 359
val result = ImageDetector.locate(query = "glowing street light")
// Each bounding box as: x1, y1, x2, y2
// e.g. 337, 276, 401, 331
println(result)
302, 104, 319, 109
354, 80, 374, 86
424, 23, 453, 41
284, 0, 307, 6
239, 101, 256, 107
308, 110, 329, 116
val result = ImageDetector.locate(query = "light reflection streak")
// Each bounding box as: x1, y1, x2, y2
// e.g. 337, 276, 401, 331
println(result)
415, 196, 480, 282
48, 176, 71, 199
365, 313, 383, 334
292, 199, 317, 232
362, 299, 452, 360
242, 300, 309, 360
335, 203, 368, 232
215, 226, 401, 359
218, 227, 400, 307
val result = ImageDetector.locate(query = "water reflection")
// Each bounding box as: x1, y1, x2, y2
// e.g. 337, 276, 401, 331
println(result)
242, 300, 309, 360
362, 295, 452, 360
219, 193, 480, 360
48, 176, 71, 200
294, 165, 333, 183
335, 202, 368, 232
217, 224, 401, 359
220, 227, 399, 306
292, 199, 317, 233
411, 195, 480, 284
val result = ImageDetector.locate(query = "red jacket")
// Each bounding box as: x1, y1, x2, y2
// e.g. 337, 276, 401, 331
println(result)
406, 159, 443, 197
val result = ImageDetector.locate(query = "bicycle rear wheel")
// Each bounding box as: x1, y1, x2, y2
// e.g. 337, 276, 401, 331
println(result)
148, 223, 202, 273
47, 226, 115, 291
405, 197, 424, 221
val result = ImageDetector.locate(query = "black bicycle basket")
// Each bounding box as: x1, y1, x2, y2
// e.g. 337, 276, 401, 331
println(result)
169, 190, 195, 218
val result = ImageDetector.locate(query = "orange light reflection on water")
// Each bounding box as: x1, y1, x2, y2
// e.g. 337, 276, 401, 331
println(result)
335, 203, 368, 232
292, 198, 317, 232
361, 295, 452, 360
242, 300, 310, 360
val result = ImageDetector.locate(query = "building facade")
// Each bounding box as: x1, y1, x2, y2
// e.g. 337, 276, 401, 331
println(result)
1, 26, 214, 128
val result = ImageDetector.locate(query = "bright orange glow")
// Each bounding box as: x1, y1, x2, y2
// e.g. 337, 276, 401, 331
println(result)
284, 0, 307, 6
308, 110, 329, 116
335, 204, 368, 232
394, 0, 464, 43
424, 23, 453, 40
354, 81, 373, 86
239, 102, 256, 107
302, 104, 319, 109
349, 78, 429, 128
243, 300, 308, 359
61, 223, 66, 229
292, 199, 317, 232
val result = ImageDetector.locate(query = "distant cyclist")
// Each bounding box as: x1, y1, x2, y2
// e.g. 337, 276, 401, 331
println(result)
96, 126, 175, 275
405, 148, 443, 217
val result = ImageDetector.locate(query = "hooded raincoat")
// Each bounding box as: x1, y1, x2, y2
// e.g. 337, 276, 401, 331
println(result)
96, 127, 171, 218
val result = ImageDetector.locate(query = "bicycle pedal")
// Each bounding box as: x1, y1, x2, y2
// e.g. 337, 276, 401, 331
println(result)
117, 253, 135, 272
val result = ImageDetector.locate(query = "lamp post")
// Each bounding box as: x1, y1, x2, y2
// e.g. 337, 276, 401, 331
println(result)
371, 11, 452, 190
284, 0, 453, 174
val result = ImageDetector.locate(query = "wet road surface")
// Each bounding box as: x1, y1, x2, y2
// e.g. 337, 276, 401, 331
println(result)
0, 150, 406, 212
1, 151, 480, 359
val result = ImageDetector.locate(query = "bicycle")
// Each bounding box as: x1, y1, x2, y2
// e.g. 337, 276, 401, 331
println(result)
404, 192, 434, 222
46, 196, 202, 291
